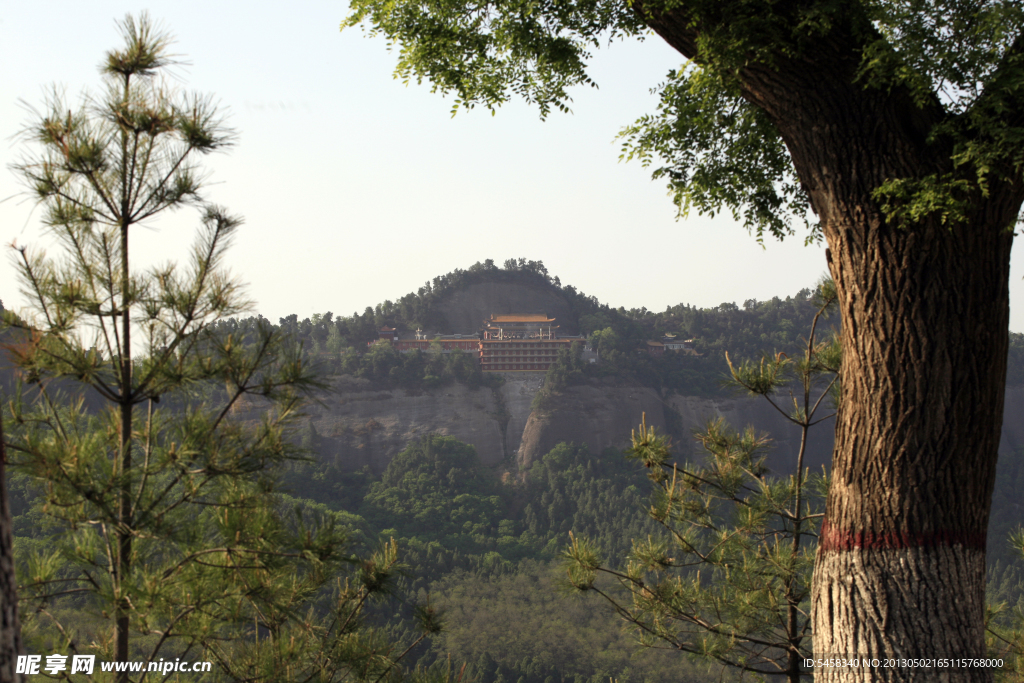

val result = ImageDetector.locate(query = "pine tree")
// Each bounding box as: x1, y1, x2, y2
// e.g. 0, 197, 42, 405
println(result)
2, 14, 431, 682
566, 281, 840, 682
0, 412, 23, 683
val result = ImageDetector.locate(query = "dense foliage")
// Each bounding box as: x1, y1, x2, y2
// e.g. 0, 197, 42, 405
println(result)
7, 261, 1024, 680
211, 262, 1024, 402
281, 437, 696, 683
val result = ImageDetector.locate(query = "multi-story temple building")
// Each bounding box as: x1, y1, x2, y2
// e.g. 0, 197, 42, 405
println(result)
481, 314, 558, 340
478, 314, 578, 372
373, 314, 584, 372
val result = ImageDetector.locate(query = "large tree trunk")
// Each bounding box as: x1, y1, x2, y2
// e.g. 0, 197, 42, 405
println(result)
757, 42, 1019, 681
0, 413, 24, 683
813, 204, 1014, 683
637, 5, 1024, 681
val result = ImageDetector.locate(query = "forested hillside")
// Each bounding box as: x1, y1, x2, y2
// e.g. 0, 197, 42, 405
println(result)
5, 262, 1024, 682
211, 260, 1024, 397
7, 432, 732, 682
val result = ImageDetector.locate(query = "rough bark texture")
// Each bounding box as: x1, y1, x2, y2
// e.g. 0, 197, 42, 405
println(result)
634, 3, 1023, 681
0, 414, 24, 683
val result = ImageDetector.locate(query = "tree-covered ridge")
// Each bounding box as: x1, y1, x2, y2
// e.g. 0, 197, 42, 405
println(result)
278, 436, 692, 683
7, 428, 693, 682
209, 262, 834, 397
329, 437, 660, 573
207, 260, 1024, 395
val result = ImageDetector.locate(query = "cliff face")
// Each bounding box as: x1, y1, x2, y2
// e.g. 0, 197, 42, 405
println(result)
516, 382, 837, 472
305, 375, 1024, 478
306, 377, 507, 471
515, 379, 669, 469
498, 374, 547, 461
666, 392, 837, 473
303, 374, 546, 472
304, 375, 670, 473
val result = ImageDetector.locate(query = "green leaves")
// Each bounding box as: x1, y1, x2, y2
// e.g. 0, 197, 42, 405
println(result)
363, 435, 504, 547
860, 0, 1024, 113
726, 351, 787, 396
103, 12, 175, 78
872, 172, 977, 228
560, 289, 840, 679
856, 2, 1024, 231
563, 531, 600, 590
619, 65, 818, 243
343, 0, 644, 118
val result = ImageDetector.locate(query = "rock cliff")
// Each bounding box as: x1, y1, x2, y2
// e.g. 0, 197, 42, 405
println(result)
516, 378, 669, 469
306, 377, 507, 470
303, 375, 1024, 479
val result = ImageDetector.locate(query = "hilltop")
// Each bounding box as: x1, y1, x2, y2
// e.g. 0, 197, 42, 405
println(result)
233, 259, 854, 397
6, 263, 1024, 683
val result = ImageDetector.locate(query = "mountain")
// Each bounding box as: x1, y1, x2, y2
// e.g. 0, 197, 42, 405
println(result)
7, 262, 1024, 683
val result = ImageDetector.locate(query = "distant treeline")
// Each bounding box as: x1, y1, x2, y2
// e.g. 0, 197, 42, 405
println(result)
6, 260, 1024, 392
275, 434, 720, 683
209, 259, 1024, 394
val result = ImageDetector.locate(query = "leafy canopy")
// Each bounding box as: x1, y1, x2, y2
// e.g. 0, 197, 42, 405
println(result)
344, 0, 1024, 238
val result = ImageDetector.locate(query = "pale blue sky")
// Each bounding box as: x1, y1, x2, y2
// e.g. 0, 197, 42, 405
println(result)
3, 2, 1022, 331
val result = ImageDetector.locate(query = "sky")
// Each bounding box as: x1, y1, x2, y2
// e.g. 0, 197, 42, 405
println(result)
2, 1, 1023, 332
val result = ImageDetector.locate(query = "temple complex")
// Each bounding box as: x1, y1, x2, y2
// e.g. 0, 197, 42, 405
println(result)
478, 337, 576, 372
372, 313, 584, 372
369, 313, 694, 372
478, 314, 577, 372
481, 314, 558, 340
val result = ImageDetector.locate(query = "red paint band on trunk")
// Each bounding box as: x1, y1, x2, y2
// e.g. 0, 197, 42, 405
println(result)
819, 518, 986, 552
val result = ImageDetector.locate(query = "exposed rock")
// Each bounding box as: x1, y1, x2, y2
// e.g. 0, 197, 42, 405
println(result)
498, 374, 547, 460
516, 380, 668, 470
305, 376, 1024, 482
667, 391, 836, 473
306, 381, 507, 472
511, 382, 833, 472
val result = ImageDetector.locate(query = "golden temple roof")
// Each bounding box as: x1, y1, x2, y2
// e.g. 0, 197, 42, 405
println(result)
487, 314, 556, 323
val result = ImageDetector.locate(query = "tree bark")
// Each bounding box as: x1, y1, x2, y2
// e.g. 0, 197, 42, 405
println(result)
115, 208, 133, 683
812, 202, 1014, 683
0, 413, 24, 683
636, 4, 1024, 681
115, 72, 134, 681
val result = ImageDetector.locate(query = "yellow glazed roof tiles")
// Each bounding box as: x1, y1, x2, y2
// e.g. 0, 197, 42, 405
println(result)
487, 314, 555, 323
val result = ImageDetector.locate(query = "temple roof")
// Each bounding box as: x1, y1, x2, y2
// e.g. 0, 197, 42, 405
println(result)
486, 314, 556, 323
